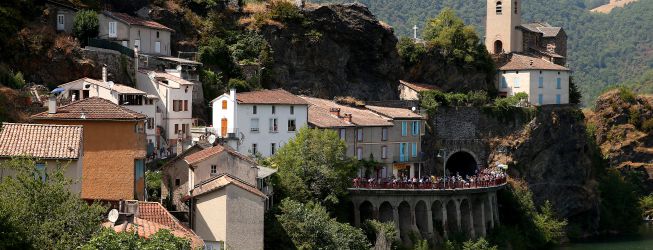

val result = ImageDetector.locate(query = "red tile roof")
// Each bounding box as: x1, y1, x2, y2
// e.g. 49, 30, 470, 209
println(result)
499, 53, 570, 71
399, 80, 439, 92
103, 11, 174, 32
0, 123, 82, 159
236, 89, 308, 105
301, 96, 393, 127
184, 145, 257, 166
31, 97, 146, 121
192, 174, 266, 198
365, 105, 423, 119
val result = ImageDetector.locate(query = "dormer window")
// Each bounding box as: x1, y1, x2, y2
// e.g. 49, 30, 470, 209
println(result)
496, 1, 502, 15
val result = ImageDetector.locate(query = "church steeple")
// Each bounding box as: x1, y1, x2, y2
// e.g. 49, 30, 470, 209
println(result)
485, 0, 523, 54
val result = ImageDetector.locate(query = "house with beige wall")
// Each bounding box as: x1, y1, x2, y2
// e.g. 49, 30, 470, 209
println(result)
45, 0, 78, 34
497, 53, 570, 105
190, 174, 266, 250
301, 97, 425, 179
398, 80, 438, 101
99, 11, 173, 56
0, 123, 83, 193
32, 97, 148, 201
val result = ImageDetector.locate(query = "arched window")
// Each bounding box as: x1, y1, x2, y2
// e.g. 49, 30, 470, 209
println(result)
221, 100, 227, 110
514, 1, 518, 14
496, 1, 502, 14
494, 40, 503, 54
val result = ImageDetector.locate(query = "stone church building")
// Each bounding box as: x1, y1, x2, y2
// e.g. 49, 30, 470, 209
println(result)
486, 0, 571, 105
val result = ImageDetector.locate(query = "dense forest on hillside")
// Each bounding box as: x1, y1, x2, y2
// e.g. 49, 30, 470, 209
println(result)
310, 0, 653, 106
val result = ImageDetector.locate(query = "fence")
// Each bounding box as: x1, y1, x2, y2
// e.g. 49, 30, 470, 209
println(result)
88, 38, 134, 58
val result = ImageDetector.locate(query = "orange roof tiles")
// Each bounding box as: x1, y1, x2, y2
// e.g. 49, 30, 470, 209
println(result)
399, 80, 439, 92
301, 96, 393, 127
365, 105, 423, 119
236, 89, 308, 105
103, 11, 174, 32
192, 174, 266, 198
0, 123, 82, 159
499, 53, 570, 71
31, 97, 146, 121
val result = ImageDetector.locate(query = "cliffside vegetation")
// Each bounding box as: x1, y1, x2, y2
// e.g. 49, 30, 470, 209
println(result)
311, 0, 653, 106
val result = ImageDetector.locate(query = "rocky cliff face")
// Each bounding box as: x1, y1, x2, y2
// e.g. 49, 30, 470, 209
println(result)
426, 106, 600, 233
260, 3, 402, 100
403, 52, 495, 93
585, 89, 653, 191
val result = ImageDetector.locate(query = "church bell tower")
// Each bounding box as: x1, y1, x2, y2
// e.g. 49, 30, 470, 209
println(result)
485, 0, 523, 54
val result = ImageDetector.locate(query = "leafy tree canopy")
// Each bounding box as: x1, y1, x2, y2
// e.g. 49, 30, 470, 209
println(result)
73, 10, 99, 46
82, 228, 192, 250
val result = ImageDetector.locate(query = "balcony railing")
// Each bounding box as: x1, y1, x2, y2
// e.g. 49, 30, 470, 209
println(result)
351, 176, 507, 190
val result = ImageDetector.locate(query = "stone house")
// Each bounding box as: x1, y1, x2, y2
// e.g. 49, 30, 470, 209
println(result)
31, 97, 148, 201
99, 11, 173, 56
0, 123, 83, 193
398, 80, 439, 101
301, 96, 425, 179
45, 0, 78, 34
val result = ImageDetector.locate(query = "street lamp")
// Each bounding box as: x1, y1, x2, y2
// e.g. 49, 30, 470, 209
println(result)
437, 149, 448, 180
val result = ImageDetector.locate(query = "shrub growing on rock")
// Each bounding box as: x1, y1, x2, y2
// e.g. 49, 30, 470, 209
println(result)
73, 10, 99, 47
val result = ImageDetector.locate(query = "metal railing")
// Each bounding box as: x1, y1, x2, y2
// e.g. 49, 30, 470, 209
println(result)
351, 176, 507, 190
88, 38, 134, 57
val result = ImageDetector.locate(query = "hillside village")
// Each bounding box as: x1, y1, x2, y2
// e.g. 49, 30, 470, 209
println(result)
0, 0, 652, 250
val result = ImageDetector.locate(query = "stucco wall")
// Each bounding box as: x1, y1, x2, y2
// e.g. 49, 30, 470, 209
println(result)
0, 159, 83, 193
193, 189, 227, 242
500, 70, 569, 105
225, 185, 264, 250
399, 85, 419, 101
192, 152, 258, 186
36, 119, 147, 201
485, 0, 523, 53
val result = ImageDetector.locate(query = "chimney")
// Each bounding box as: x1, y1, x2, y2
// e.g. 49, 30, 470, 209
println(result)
102, 64, 108, 83
124, 200, 139, 218
230, 88, 236, 99
343, 113, 352, 123
48, 95, 57, 114
329, 108, 341, 117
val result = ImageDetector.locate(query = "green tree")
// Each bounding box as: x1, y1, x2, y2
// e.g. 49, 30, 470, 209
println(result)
73, 10, 99, 46
598, 169, 642, 234
0, 158, 106, 249
145, 170, 161, 201
227, 78, 250, 92
267, 127, 358, 206
422, 8, 483, 64
276, 199, 370, 250
82, 228, 192, 250
396, 37, 427, 68
569, 78, 582, 105
199, 37, 239, 77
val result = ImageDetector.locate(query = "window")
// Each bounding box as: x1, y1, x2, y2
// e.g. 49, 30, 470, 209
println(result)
412, 142, 418, 157
175, 178, 180, 187
272, 105, 276, 114
134, 39, 140, 49
290, 106, 294, 115
412, 121, 420, 135
496, 1, 502, 14
339, 128, 346, 140
57, 14, 64, 30
538, 94, 543, 105
252, 105, 257, 114
399, 143, 407, 162
147, 117, 154, 130
514, 78, 520, 88
514, 1, 518, 14
251, 118, 259, 132
556, 94, 561, 104
356, 128, 363, 142
155, 41, 161, 53
109, 21, 117, 38
382, 146, 388, 159
210, 165, 217, 176
401, 121, 408, 136
182, 124, 188, 135
357, 147, 363, 160
501, 77, 508, 88
222, 100, 227, 109
269, 118, 278, 132
36, 163, 46, 182
156, 31, 160, 38
382, 127, 388, 141
556, 78, 561, 89
204, 241, 224, 250
251, 144, 258, 155
119, 94, 144, 106
184, 100, 189, 111
271, 143, 276, 155
288, 119, 296, 132
134, 159, 145, 199
538, 77, 544, 88
174, 124, 179, 134
137, 30, 140, 37
173, 100, 179, 111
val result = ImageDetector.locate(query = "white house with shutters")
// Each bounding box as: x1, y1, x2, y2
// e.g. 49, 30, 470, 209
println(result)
98, 11, 173, 56
210, 89, 309, 157
497, 53, 570, 105
136, 69, 194, 154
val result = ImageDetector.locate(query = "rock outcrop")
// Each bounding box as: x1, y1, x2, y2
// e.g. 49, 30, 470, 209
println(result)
260, 3, 402, 100
403, 52, 495, 93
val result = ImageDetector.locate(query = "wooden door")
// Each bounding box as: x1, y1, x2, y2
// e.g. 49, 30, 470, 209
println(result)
221, 118, 228, 137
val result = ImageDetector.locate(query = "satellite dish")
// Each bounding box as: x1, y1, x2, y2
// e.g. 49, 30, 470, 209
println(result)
51, 87, 65, 95
208, 135, 216, 144
108, 209, 119, 223
107, 81, 115, 90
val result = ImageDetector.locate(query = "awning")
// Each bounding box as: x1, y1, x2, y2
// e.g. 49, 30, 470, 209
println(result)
257, 166, 277, 179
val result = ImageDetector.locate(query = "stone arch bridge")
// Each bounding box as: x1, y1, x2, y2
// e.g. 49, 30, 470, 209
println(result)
350, 184, 504, 244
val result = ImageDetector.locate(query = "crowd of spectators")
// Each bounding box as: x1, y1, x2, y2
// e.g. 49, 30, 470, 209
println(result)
352, 167, 506, 190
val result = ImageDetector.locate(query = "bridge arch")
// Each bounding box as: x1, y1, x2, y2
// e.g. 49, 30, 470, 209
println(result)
460, 199, 473, 237
398, 201, 412, 243
473, 198, 485, 238
445, 199, 458, 233
432, 200, 445, 239
359, 201, 374, 224
415, 200, 429, 238
446, 150, 479, 177
379, 201, 394, 223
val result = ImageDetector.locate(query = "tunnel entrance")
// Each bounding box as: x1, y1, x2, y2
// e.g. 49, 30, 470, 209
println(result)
446, 151, 477, 177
